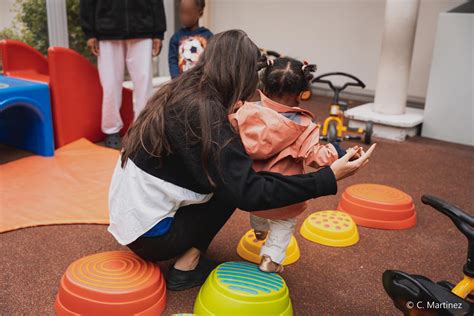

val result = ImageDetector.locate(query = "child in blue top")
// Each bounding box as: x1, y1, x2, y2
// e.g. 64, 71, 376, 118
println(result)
168, 0, 213, 78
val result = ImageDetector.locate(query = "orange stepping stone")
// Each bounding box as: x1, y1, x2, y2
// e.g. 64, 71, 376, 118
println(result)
337, 183, 416, 230
55, 251, 166, 315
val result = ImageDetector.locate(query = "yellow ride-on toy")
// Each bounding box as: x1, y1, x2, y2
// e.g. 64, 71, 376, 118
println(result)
312, 72, 373, 144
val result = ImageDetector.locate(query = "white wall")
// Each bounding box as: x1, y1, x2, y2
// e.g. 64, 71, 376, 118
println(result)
422, 12, 473, 145
409, 0, 465, 100
207, 0, 465, 100
0, 0, 16, 30
157, 0, 176, 76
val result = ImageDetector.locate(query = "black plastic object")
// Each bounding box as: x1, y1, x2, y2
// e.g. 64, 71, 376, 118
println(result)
312, 72, 366, 104
422, 195, 474, 277
327, 121, 338, 143
382, 195, 474, 315
438, 281, 474, 301
364, 121, 373, 144
383, 270, 472, 315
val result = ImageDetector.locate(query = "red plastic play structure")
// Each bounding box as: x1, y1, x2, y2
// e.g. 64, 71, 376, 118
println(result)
48, 47, 133, 147
0, 39, 49, 83
0, 39, 134, 148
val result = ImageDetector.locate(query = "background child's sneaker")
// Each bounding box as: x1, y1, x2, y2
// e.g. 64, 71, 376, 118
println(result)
104, 133, 121, 149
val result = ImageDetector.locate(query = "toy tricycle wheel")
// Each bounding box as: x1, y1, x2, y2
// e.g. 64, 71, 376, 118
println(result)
364, 121, 373, 144
327, 121, 338, 143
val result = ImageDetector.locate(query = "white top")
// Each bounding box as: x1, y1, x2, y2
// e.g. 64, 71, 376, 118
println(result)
108, 158, 213, 245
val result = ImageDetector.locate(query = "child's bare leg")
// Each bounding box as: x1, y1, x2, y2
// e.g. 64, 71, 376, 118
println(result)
259, 218, 297, 273
250, 214, 270, 240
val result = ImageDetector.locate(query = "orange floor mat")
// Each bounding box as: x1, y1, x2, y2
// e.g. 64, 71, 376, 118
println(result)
0, 139, 119, 233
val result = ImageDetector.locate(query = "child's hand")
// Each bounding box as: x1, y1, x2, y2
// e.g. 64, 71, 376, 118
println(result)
349, 146, 365, 161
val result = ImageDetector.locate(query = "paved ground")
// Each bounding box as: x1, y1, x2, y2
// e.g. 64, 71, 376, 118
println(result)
1, 95, 473, 315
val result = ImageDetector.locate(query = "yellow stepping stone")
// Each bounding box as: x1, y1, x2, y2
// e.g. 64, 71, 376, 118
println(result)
237, 229, 300, 265
194, 261, 293, 316
300, 210, 359, 247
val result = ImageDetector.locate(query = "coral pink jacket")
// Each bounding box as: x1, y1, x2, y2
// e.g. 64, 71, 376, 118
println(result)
229, 91, 339, 219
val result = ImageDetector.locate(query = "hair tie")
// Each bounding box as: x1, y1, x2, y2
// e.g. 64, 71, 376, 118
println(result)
301, 60, 309, 71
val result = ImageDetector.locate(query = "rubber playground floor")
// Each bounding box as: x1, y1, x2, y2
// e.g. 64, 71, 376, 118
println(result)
1, 95, 473, 315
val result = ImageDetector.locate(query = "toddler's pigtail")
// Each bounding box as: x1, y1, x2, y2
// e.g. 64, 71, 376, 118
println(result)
302, 61, 317, 82
257, 54, 275, 71
257, 54, 268, 71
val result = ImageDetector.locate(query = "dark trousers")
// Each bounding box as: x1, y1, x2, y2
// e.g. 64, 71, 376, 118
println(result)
127, 194, 235, 262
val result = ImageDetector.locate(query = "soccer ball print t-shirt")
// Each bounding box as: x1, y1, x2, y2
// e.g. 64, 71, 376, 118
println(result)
178, 35, 208, 73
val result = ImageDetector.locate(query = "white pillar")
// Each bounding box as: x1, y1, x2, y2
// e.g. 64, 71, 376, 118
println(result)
46, 0, 69, 48
344, 0, 424, 141
157, 0, 175, 77
374, 0, 420, 115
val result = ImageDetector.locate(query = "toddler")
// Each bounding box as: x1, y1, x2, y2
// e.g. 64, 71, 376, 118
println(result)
229, 57, 347, 273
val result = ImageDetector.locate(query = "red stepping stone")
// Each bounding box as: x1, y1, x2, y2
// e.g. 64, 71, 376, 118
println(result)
337, 183, 416, 230
55, 251, 166, 315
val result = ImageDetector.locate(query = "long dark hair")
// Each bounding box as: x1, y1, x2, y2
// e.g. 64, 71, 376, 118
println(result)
121, 30, 261, 185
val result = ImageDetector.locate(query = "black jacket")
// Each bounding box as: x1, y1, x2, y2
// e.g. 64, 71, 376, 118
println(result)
80, 0, 166, 40
130, 106, 338, 212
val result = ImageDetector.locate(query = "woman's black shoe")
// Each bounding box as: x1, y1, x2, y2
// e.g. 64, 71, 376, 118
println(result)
166, 256, 219, 291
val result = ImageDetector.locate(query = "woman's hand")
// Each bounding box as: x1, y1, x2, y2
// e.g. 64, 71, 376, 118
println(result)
330, 144, 376, 180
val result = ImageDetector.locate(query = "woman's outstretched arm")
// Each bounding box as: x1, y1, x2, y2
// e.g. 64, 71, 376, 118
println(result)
172, 119, 351, 211
167, 110, 375, 212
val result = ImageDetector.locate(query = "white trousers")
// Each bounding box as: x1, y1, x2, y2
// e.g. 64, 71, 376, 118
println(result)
250, 214, 297, 264
98, 39, 153, 134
